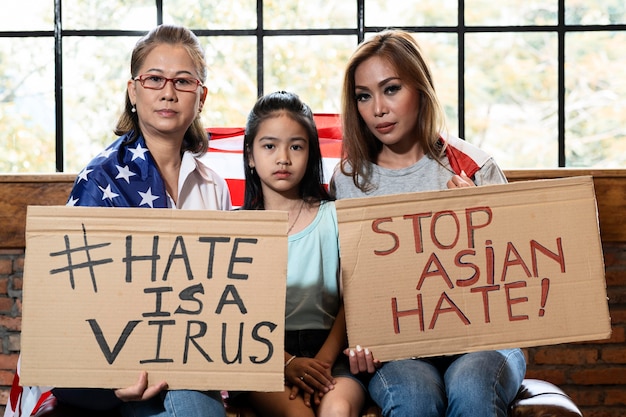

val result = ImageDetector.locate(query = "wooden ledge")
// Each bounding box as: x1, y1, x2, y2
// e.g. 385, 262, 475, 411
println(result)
505, 168, 626, 180
1, 169, 625, 248
0, 173, 76, 183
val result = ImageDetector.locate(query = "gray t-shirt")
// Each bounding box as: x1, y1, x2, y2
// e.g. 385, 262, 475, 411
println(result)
331, 150, 507, 199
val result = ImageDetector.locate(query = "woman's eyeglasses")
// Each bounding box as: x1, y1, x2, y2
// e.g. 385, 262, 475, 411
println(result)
134, 74, 202, 92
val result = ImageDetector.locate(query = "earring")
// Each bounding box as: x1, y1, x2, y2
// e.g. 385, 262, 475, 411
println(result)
249, 166, 255, 175
131, 105, 136, 113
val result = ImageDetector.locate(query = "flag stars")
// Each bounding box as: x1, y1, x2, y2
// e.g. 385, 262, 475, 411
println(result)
97, 148, 116, 159
129, 143, 149, 161
99, 184, 119, 201
66, 196, 79, 206
116, 165, 136, 184
138, 187, 159, 208
77, 168, 93, 183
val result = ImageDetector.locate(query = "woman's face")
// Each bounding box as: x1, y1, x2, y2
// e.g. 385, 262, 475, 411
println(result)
128, 43, 207, 143
354, 55, 420, 151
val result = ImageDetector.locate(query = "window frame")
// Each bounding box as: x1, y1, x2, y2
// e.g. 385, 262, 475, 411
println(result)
1, 0, 625, 171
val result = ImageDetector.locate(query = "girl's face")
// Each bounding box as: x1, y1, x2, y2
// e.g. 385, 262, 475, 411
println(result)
354, 55, 420, 151
128, 43, 207, 142
248, 113, 310, 199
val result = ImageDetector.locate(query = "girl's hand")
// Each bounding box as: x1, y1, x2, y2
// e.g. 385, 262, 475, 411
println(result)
285, 357, 335, 395
447, 170, 476, 189
313, 388, 326, 407
114, 371, 168, 402
288, 382, 322, 408
344, 345, 381, 374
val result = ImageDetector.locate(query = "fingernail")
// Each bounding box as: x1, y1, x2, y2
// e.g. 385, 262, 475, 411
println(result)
350, 349, 355, 357
365, 348, 370, 355
356, 345, 362, 352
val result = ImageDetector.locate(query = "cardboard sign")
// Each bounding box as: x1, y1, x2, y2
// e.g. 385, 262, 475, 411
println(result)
20, 206, 288, 391
337, 176, 611, 361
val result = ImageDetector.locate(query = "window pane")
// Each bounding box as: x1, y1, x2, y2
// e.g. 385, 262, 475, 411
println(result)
465, 0, 557, 26
465, 32, 558, 168
264, 0, 355, 29
63, 37, 136, 173
566, 0, 626, 25
0, 38, 55, 173
165, 0, 257, 29
1, 0, 53, 31
411, 33, 459, 135
263, 36, 357, 114
63, 0, 157, 30
365, 0, 457, 27
565, 31, 626, 167
201, 36, 258, 127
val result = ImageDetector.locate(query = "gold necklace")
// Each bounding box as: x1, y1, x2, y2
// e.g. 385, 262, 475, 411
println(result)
287, 201, 305, 235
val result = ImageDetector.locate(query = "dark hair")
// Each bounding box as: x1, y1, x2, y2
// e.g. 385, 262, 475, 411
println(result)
340, 29, 446, 192
242, 91, 331, 210
114, 24, 209, 154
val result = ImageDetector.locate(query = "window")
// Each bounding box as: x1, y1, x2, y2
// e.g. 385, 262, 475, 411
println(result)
1, 0, 625, 172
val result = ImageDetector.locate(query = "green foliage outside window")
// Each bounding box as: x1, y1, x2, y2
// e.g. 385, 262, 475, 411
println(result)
0, 0, 625, 173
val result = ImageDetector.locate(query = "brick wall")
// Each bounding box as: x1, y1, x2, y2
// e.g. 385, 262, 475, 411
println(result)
523, 241, 626, 417
0, 249, 24, 410
1, 172, 625, 416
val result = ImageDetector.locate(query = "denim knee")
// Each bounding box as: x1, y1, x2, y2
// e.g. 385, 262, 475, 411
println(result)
369, 359, 445, 417
163, 390, 226, 417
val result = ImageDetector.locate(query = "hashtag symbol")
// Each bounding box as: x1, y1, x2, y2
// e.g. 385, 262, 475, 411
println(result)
49, 223, 114, 293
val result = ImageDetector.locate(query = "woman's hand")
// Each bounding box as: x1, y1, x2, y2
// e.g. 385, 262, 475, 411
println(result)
447, 170, 476, 189
285, 357, 335, 397
114, 371, 168, 402
344, 345, 381, 374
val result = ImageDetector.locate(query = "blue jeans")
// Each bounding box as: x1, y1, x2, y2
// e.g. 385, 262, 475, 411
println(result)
369, 349, 526, 417
120, 390, 225, 417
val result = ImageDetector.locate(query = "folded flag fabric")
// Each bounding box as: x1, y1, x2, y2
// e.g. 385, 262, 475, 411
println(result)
4, 357, 55, 417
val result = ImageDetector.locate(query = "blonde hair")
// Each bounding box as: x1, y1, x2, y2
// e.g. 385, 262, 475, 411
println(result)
340, 29, 447, 192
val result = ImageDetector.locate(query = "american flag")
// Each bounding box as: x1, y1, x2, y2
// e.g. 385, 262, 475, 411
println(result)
4, 357, 55, 417
66, 134, 175, 208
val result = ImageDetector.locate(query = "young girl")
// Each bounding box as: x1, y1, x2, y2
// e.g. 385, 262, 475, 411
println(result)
240, 91, 366, 417
331, 29, 526, 417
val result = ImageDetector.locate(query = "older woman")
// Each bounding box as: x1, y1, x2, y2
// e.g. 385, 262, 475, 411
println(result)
9, 25, 231, 417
